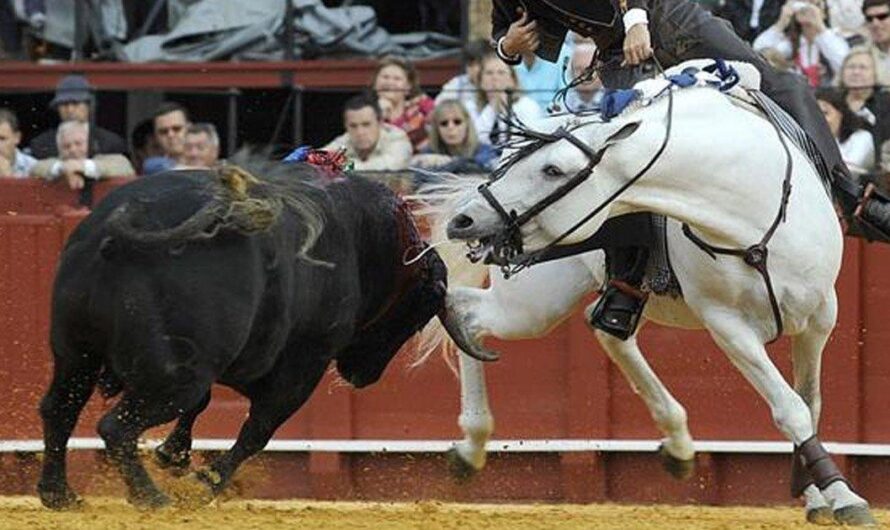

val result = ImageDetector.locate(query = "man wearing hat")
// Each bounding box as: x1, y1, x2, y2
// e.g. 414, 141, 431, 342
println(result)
28, 75, 127, 159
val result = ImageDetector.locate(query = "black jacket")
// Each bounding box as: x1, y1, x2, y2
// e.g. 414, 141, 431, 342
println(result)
28, 125, 128, 159
714, 0, 781, 43
492, 0, 631, 62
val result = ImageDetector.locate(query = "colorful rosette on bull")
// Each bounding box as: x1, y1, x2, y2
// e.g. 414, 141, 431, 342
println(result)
282, 145, 354, 175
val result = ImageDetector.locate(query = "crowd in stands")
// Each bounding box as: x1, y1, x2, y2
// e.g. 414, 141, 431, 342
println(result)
4, 0, 890, 194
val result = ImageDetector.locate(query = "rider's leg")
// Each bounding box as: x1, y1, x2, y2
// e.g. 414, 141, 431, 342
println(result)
589, 246, 650, 340
651, 1, 890, 241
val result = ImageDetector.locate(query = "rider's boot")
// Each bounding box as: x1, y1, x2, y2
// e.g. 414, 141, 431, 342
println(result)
588, 247, 649, 340
832, 167, 890, 243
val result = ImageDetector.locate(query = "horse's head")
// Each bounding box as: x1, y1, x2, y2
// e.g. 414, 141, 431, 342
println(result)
447, 114, 642, 269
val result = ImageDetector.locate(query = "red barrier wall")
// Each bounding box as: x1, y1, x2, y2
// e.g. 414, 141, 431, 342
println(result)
1, 179, 889, 505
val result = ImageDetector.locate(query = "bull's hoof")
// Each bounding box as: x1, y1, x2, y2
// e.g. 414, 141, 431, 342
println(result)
445, 447, 479, 483
168, 468, 219, 508
127, 488, 171, 510
38, 484, 83, 511
658, 443, 694, 480
834, 504, 878, 527
805, 506, 834, 525
154, 445, 191, 475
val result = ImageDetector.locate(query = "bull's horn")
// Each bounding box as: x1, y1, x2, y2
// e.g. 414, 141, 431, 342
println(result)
438, 304, 499, 362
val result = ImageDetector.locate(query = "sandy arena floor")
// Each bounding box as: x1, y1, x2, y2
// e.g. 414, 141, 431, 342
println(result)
0, 497, 886, 530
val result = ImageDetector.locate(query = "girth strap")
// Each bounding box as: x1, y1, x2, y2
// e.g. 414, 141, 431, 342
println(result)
681, 88, 794, 344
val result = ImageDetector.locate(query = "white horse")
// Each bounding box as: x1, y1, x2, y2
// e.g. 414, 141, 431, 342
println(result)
421, 73, 877, 526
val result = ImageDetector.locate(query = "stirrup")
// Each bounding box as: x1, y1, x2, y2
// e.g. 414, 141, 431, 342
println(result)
588, 280, 649, 341
852, 183, 890, 242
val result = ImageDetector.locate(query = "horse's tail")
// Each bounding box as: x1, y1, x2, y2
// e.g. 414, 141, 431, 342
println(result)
408, 173, 491, 370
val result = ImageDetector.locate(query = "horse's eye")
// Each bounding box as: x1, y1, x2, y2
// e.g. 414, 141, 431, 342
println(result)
543, 164, 564, 178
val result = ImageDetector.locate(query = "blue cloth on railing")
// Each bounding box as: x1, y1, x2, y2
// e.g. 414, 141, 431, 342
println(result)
282, 145, 311, 164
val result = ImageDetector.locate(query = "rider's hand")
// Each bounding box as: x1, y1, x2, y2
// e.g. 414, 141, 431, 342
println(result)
623, 23, 653, 66
502, 9, 539, 57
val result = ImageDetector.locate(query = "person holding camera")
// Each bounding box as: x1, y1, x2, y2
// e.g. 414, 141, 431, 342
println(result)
753, 0, 850, 86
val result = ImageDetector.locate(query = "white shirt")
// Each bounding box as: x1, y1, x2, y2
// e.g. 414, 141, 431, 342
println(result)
10, 149, 37, 178
475, 96, 544, 145
436, 74, 480, 123
839, 129, 875, 176
752, 26, 850, 75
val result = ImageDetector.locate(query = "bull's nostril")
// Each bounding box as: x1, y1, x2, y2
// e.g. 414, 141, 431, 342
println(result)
452, 214, 474, 230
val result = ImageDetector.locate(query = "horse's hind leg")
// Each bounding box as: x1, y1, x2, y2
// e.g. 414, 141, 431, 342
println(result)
707, 315, 875, 526
155, 391, 212, 473
37, 348, 102, 509
791, 302, 833, 524
594, 330, 695, 478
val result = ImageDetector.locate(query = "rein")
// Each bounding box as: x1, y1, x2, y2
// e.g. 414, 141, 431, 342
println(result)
477, 59, 675, 278
680, 88, 794, 343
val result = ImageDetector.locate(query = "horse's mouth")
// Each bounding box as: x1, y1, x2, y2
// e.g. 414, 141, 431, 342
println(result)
465, 237, 497, 264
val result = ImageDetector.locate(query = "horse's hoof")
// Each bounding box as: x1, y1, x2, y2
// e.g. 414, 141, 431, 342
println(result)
658, 443, 694, 480
834, 504, 878, 527
805, 506, 834, 525
38, 484, 83, 511
445, 447, 479, 483
127, 489, 171, 510
154, 445, 191, 474
168, 468, 218, 508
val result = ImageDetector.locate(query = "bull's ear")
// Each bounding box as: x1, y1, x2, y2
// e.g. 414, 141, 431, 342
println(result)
602, 119, 641, 147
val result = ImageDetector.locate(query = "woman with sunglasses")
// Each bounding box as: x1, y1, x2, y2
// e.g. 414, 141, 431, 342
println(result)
411, 100, 497, 178
492, 0, 890, 344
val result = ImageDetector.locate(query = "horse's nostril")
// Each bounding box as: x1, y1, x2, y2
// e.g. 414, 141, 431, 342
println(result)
452, 214, 474, 230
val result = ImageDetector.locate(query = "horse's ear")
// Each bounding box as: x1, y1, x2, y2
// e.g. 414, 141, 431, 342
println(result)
603, 119, 641, 147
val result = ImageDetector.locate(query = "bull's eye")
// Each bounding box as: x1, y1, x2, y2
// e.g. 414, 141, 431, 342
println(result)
543, 164, 564, 178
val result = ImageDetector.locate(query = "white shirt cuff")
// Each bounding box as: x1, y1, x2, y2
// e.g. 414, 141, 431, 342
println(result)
50, 160, 63, 179
497, 36, 521, 65
623, 8, 648, 31
83, 159, 99, 179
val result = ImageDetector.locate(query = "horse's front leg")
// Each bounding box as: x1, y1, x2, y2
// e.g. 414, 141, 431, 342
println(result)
446, 256, 599, 478
447, 354, 493, 479
592, 328, 695, 478
706, 313, 876, 527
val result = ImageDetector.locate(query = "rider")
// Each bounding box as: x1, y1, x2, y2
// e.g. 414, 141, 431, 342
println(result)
492, 0, 890, 340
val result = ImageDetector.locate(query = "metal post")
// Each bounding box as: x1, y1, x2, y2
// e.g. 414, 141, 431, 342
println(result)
79, 89, 97, 207
72, 0, 87, 61
292, 86, 304, 147
227, 88, 239, 158
461, 0, 471, 44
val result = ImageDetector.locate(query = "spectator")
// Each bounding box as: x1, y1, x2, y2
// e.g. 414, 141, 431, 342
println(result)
474, 53, 544, 147
824, 0, 867, 39
181, 123, 220, 169
717, 0, 784, 43
144, 101, 190, 175
514, 42, 572, 112
435, 39, 490, 123
29, 75, 128, 159
837, 47, 890, 150
753, 0, 851, 86
323, 93, 412, 171
863, 0, 890, 85
816, 87, 876, 177
411, 100, 497, 174
371, 56, 435, 153
0, 108, 37, 178
562, 43, 604, 113
31, 121, 134, 189
129, 118, 162, 176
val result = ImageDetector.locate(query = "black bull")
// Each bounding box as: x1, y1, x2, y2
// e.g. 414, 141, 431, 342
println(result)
38, 163, 448, 509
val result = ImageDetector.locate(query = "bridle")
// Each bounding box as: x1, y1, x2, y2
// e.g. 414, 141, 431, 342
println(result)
474, 72, 675, 278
